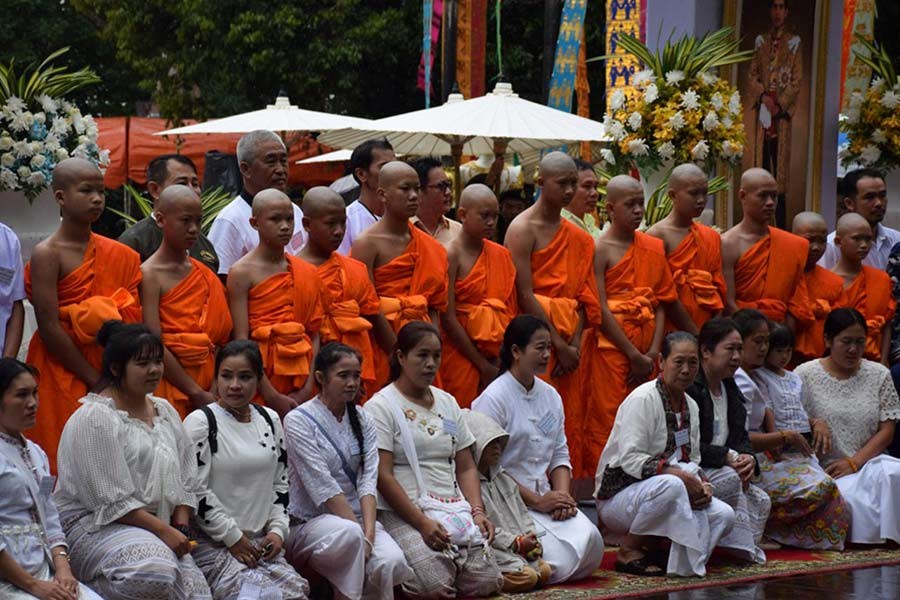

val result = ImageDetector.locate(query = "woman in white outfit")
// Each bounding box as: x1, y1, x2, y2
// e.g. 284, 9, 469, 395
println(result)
0, 358, 101, 600
284, 342, 411, 599
595, 332, 736, 577
472, 315, 604, 583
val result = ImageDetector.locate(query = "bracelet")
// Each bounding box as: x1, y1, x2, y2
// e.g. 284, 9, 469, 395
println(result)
470, 505, 485, 516
53, 550, 69, 560
846, 458, 859, 473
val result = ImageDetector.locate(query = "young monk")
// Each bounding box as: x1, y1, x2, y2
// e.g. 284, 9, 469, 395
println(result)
298, 186, 393, 398
26, 157, 142, 468
140, 185, 233, 418
351, 161, 449, 387
440, 184, 518, 407
646, 164, 725, 332
722, 168, 811, 327
791, 212, 845, 362
228, 189, 326, 416
588, 175, 678, 475
830, 212, 895, 365
504, 151, 602, 481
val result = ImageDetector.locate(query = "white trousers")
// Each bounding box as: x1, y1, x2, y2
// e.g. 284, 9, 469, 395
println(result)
529, 510, 604, 584
835, 455, 900, 544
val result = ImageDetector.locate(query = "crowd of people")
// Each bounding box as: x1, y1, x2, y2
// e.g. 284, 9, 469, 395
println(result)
0, 127, 899, 599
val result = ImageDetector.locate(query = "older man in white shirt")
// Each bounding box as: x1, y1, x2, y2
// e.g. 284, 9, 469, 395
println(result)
208, 130, 307, 275
819, 168, 900, 270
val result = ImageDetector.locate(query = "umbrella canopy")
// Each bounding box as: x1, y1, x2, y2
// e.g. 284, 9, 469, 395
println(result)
317, 80, 607, 156
156, 94, 373, 136
296, 149, 353, 164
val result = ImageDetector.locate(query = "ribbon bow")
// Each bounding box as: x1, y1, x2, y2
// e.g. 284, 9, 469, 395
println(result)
459, 298, 511, 358
380, 295, 429, 332
59, 287, 136, 344
251, 322, 312, 377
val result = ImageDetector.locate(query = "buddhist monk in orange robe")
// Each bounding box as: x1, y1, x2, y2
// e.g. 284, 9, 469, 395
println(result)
140, 185, 232, 418
505, 152, 602, 482
792, 212, 845, 362
440, 184, 517, 407
352, 161, 449, 388
228, 189, 325, 417
26, 158, 142, 469
722, 168, 812, 328
830, 213, 895, 364
588, 175, 678, 476
298, 187, 392, 398
647, 164, 725, 332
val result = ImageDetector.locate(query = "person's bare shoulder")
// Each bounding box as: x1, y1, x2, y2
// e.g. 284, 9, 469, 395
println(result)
504, 209, 537, 249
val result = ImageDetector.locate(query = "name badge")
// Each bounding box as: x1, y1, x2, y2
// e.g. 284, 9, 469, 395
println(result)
674, 429, 690, 448
442, 418, 458, 437
39, 475, 56, 497
0, 267, 13, 286
536, 412, 557, 436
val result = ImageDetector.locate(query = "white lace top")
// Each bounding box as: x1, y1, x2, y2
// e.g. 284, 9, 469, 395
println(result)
795, 359, 900, 466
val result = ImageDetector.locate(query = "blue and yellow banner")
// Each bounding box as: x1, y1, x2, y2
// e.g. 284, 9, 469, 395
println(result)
547, 0, 588, 113
605, 0, 644, 110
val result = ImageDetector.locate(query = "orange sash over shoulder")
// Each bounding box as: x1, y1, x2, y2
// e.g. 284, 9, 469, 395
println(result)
841, 266, 896, 362
440, 240, 517, 407
25, 234, 142, 470
248, 254, 325, 394
668, 223, 726, 328
155, 259, 232, 418
735, 227, 812, 323
795, 266, 845, 361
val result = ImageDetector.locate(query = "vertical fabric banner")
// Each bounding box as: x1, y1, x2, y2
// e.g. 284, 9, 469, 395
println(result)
456, 0, 488, 98
547, 0, 588, 112
576, 25, 591, 159
417, 0, 444, 107
605, 0, 643, 111
841, 0, 876, 110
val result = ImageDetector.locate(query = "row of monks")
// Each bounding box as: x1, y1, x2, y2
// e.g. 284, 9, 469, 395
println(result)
23, 154, 895, 481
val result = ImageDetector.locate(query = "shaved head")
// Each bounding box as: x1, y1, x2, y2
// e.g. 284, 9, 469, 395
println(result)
156, 184, 200, 214
378, 161, 418, 188
538, 151, 577, 178
792, 211, 826, 233
793, 212, 829, 269
668, 163, 707, 191
605, 174, 643, 203
52, 158, 102, 192
836, 212, 871, 237
740, 168, 776, 192
459, 183, 496, 209
302, 186, 345, 219
458, 184, 499, 240
252, 188, 292, 217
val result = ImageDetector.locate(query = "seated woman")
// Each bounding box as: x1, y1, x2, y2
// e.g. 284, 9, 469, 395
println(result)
471, 315, 603, 583
686, 316, 770, 564
284, 342, 412, 599
183, 340, 310, 599
0, 359, 102, 600
796, 308, 900, 545
54, 321, 212, 599
595, 332, 735, 577
366, 322, 503, 599
746, 322, 849, 550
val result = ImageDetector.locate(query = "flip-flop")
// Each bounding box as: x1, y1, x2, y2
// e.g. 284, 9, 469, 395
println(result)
614, 557, 666, 577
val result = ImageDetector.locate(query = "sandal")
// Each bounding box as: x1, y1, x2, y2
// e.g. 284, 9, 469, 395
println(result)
614, 557, 666, 577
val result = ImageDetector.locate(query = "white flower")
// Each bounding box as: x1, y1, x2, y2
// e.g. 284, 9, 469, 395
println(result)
13, 140, 33, 159
699, 71, 718, 86
872, 77, 886, 91
30, 154, 46, 169
50, 117, 68, 136
644, 84, 659, 104
627, 138, 650, 157
0, 137, 12, 152
5, 96, 25, 112
691, 140, 710, 161
721, 140, 743, 159
72, 113, 85, 134
702, 111, 720, 131
844, 108, 860, 125
30, 142, 42, 154
0, 153, 14, 168
55, 148, 69, 161
16, 166, 31, 179
860, 144, 882, 165
729, 91, 742, 115
600, 148, 617, 166
603, 115, 627, 141
33, 112, 46, 125
873, 129, 887, 144
657, 141, 676, 161
665, 70, 685, 86
37, 94, 59, 114
98, 149, 110, 166
711, 92, 725, 111
627, 111, 642, 130
633, 69, 656, 87
77, 135, 90, 146
0, 167, 18, 190
72, 145, 89, 160
43, 134, 60, 152
721, 116, 734, 129
681, 89, 700, 111
9, 112, 30, 132
880, 90, 899, 110
667, 111, 686, 131
26, 171, 46, 187
61, 100, 75, 115
609, 89, 626, 111
848, 92, 864, 109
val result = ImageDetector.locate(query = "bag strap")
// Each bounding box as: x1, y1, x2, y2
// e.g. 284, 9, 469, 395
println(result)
252, 404, 276, 438
297, 407, 358, 490
382, 385, 429, 497
201, 405, 218, 454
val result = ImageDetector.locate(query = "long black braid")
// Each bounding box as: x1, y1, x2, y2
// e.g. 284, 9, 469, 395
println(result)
314, 342, 366, 476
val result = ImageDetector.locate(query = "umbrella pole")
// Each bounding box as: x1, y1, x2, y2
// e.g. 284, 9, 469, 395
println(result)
451, 142, 463, 207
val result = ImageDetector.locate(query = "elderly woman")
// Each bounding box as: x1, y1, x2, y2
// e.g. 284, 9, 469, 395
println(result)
183, 340, 309, 599
596, 332, 735, 577
0, 359, 101, 600
53, 322, 211, 599
366, 322, 503, 599
285, 343, 411, 599
472, 315, 603, 583
796, 308, 900, 544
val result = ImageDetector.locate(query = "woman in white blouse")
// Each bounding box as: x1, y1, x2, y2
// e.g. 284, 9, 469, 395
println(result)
366, 322, 503, 599
183, 340, 309, 599
0, 359, 101, 600
284, 342, 411, 600
472, 315, 604, 583
795, 308, 900, 544
54, 321, 211, 599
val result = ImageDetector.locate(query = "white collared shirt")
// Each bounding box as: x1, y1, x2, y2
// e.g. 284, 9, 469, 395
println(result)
0, 223, 25, 356
818, 223, 900, 271
337, 199, 380, 256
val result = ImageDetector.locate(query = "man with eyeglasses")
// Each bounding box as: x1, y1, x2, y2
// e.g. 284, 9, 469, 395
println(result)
410, 156, 461, 248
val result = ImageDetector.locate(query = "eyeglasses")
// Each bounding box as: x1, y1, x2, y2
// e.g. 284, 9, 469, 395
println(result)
426, 181, 453, 192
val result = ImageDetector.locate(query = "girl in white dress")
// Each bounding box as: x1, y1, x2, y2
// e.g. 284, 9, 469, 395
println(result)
472, 315, 604, 583
183, 340, 310, 599
0, 358, 101, 600
54, 321, 212, 599
285, 342, 412, 599
795, 308, 900, 544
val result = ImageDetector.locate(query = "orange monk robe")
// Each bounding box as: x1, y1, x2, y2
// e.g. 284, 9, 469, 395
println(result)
667, 222, 726, 329
794, 266, 845, 362
586, 232, 677, 478
155, 259, 233, 418
530, 221, 602, 480
316, 252, 381, 394
439, 240, 518, 408
734, 227, 813, 324
840, 266, 896, 362
368, 222, 449, 388
25, 234, 142, 470
248, 254, 326, 395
